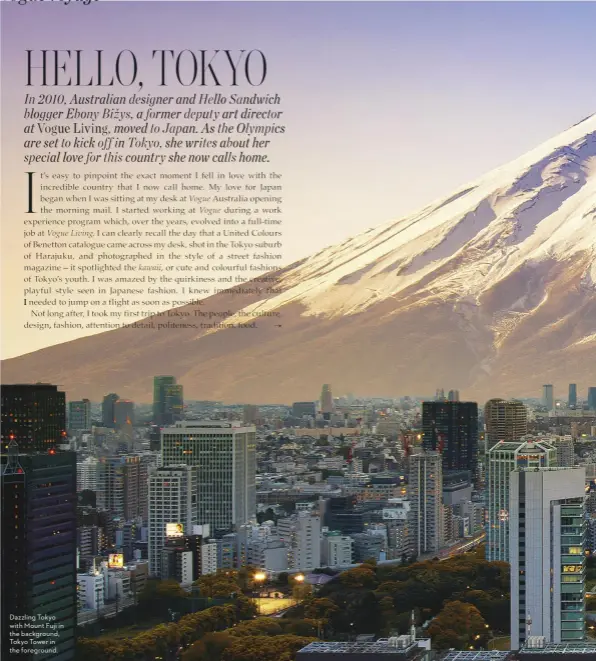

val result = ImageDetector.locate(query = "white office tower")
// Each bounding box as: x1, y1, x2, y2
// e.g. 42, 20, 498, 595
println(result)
201, 540, 218, 575
161, 421, 256, 534
509, 466, 586, 650
487, 440, 556, 562
321, 531, 354, 567
408, 452, 442, 555
148, 465, 197, 577
278, 511, 321, 571
77, 456, 99, 491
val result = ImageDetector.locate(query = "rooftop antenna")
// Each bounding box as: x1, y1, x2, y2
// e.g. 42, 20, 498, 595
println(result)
2, 440, 24, 476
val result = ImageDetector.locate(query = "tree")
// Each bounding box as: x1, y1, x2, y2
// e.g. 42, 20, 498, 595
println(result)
221, 635, 316, 661
292, 583, 313, 602
427, 600, 489, 650
276, 572, 289, 587
303, 598, 339, 622
339, 567, 377, 589
182, 632, 236, 661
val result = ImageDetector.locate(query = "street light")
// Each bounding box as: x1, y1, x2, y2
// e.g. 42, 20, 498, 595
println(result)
291, 573, 306, 607
253, 571, 267, 614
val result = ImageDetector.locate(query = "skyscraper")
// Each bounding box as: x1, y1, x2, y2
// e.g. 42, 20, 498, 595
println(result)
113, 399, 135, 428
588, 387, 596, 411
447, 389, 460, 402
153, 376, 177, 425
96, 454, 153, 521
101, 393, 120, 428
148, 465, 198, 577
1, 383, 66, 452
243, 405, 259, 424
164, 384, 184, 425
68, 399, 91, 431
2, 447, 77, 660
569, 384, 578, 409
487, 440, 556, 562
551, 436, 575, 467
510, 466, 586, 650
484, 399, 528, 453
320, 384, 334, 416
408, 451, 442, 555
421, 400, 478, 476
161, 421, 256, 534
543, 384, 555, 411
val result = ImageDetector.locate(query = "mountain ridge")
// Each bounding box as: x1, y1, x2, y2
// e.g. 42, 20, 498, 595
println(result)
3, 114, 596, 403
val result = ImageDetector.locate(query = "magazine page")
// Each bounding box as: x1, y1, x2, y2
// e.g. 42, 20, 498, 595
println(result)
1, 1, 595, 660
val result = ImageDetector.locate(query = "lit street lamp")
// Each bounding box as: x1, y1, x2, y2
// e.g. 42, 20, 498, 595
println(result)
253, 571, 267, 614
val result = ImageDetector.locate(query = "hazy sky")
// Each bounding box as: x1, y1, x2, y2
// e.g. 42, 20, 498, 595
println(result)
2, 1, 596, 358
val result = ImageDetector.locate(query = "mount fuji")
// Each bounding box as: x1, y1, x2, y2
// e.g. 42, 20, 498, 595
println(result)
3, 114, 596, 403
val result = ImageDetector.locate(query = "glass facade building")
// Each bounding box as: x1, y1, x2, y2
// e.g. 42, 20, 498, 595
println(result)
1, 449, 77, 661
509, 466, 586, 650
487, 440, 556, 562
161, 421, 256, 535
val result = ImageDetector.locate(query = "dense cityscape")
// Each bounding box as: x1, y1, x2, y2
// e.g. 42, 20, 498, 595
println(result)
3, 380, 596, 661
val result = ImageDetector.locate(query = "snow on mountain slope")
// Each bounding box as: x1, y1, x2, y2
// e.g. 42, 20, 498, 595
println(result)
2, 114, 595, 402
223, 114, 596, 329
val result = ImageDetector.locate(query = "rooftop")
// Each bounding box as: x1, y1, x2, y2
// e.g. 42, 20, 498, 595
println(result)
441, 653, 512, 661
519, 642, 596, 655
297, 640, 416, 655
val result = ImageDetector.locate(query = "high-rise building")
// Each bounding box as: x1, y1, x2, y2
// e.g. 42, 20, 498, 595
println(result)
68, 399, 91, 431
408, 451, 442, 555
320, 385, 334, 416
447, 390, 460, 402
278, 511, 321, 571
161, 421, 256, 534
486, 440, 556, 562
164, 384, 184, 425
96, 454, 154, 521
588, 388, 596, 411
148, 465, 198, 577
153, 376, 178, 426
1, 445, 77, 661
1, 383, 66, 452
292, 402, 316, 418
77, 456, 99, 492
551, 436, 575, 467
243, 405, 259, 425
543, 385, 555, 411
510, 466, 586, 650
102, 393, 120, 428
484, 399, 528, 453
421, 401, 478, 476
114, 399, 135, 428
569, 384, 578, 409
